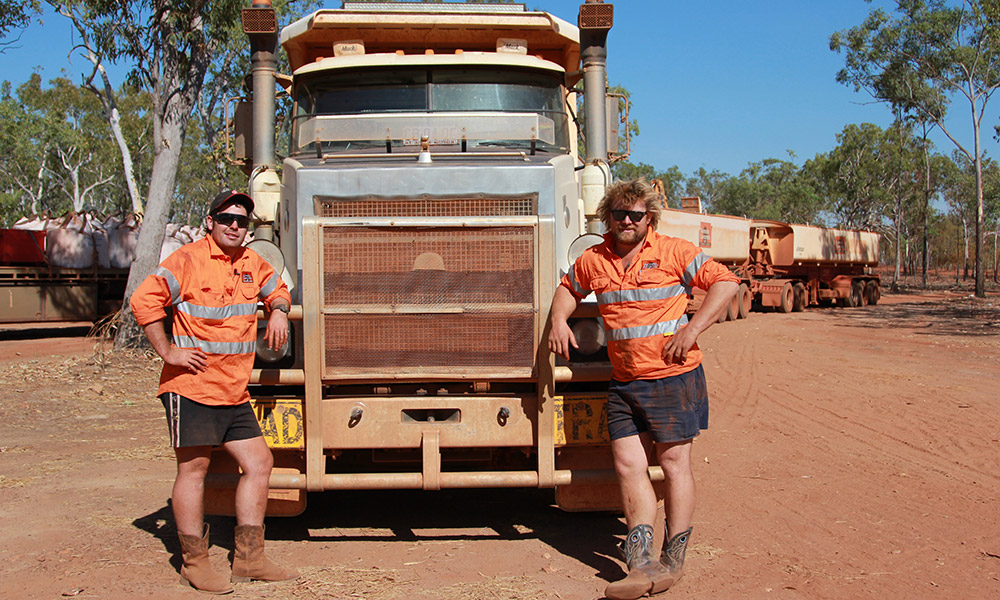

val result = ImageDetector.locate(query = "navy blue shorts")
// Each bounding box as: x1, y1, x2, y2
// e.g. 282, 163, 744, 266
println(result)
160, 392, 262, 448
606, 365, 709, 443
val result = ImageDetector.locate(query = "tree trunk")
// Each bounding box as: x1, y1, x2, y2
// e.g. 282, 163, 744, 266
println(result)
114, 121, 184, 348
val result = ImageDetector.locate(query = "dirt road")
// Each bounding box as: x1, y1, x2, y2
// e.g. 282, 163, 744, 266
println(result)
1, 291, 998, 600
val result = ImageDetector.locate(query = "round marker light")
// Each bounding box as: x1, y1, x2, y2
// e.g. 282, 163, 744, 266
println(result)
571, 319, 606, 355
255, 324, 290, 363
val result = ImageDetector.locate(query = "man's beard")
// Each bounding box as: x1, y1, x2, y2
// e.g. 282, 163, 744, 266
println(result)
613, 227, 643, 245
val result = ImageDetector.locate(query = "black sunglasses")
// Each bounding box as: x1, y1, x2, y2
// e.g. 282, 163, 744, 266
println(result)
212, 213, 250, 229
611, 209, 647, 222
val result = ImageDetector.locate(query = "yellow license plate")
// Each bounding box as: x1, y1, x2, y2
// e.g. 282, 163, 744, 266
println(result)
252, 399, 304, 449
554, 395, 609, 445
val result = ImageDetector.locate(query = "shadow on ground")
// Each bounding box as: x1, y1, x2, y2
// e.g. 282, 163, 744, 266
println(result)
133, 488, 626, 583
827, 297, 1000, 337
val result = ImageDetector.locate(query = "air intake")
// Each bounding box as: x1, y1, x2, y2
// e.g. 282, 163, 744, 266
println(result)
242, 7, 277, 34
578, 3, 613, 30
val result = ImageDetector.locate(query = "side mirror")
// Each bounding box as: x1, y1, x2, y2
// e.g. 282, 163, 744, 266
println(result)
605, 91, 630, 162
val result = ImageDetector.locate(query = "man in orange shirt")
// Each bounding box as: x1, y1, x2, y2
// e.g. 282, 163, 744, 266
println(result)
131, 190, 296, 594
549, 179, 738, 600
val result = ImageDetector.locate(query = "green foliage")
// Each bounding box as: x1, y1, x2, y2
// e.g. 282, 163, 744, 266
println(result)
0, 0, 38, 42
712, 155, 826, 224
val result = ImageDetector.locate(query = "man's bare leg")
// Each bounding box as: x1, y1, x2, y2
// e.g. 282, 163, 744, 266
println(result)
172, 446, 213, 536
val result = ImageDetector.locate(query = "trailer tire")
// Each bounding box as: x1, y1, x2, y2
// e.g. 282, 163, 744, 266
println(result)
866, 280, 880, 306
737, 283, 751, 319
725, 292, 739, 321
852, 280, 866, 307
792, 283, 807, 312
778, 282, 794, 313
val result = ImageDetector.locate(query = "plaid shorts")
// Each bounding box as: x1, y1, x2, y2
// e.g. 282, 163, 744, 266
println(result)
606, 365, 709, 443
160, 392, 262, 448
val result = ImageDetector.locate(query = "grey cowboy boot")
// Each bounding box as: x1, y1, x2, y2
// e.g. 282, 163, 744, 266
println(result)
658, 525, 693, 589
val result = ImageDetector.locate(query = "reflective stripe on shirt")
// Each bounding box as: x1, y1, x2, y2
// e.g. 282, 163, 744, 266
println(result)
175, 300, 259, 320
567, 268, 589, 297
154, 266, 181, 305
606, 314, 689, 342
682, 252, 710, 287
173, 336, 256, 355
597, 284, 689, 306
259, 273, 278, 300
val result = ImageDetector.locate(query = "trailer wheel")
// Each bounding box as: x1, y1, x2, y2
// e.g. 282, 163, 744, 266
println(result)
778, 282, 794, 313
725, 292, 739, 321
866, 280, 880, 305
850, 280, 865, 307
737, 283, 751, 319
792, 283, 807, 312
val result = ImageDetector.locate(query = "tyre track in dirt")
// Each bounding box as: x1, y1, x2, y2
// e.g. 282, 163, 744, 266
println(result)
691, 297, 1000, 599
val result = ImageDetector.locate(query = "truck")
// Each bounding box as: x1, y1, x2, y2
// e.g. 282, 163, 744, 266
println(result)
654, 200, 881, 320
205, 0, 636, 516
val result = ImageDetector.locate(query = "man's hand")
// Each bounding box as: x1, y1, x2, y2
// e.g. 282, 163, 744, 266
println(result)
548, 319, 578, 361
662, 328, 698, 364
164, 347, 209, 373
547, 285, 582, 361
265, 307, 289, 351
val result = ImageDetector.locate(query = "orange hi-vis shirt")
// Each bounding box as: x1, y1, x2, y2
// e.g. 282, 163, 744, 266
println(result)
130, 235, 291, 406
561, 229, 739, 382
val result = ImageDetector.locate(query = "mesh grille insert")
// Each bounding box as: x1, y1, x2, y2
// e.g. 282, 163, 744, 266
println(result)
317, 195, 536, 218
320, 224, 537, 378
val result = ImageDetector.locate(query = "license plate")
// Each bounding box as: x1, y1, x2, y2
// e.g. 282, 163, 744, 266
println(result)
554, 395, 609, 445
252, 399, 304, 449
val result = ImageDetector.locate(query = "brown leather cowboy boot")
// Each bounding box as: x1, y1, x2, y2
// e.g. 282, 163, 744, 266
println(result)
605, 523, 660, 600
176, 523, 234, 595
231, 524, 298, 583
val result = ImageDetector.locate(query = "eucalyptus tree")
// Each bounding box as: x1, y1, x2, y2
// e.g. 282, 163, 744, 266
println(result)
0, 74, 126, 217
0, 0, 38, 49
684, 167, 728, 213
713, 156, 826, 225
831, 0, 1000, 297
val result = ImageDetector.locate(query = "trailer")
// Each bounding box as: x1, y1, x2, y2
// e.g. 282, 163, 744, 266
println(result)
656, 206, 881, 318
0, 228, 127, 324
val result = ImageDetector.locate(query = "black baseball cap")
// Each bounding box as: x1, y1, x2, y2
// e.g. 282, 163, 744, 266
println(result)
209, 190, 254, 215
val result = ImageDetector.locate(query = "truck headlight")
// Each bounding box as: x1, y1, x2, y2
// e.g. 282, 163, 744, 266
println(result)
255, 323, 291, 363
570, 318, 605, 355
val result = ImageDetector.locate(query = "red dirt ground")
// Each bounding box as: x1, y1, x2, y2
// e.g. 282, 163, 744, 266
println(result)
0, 287, 998, 600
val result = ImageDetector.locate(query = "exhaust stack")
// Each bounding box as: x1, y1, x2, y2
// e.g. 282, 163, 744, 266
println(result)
242, 0, 281, 231
577, 1, 614, 233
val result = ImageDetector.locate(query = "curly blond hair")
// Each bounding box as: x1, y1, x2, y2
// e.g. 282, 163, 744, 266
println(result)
596, 178, 661, 230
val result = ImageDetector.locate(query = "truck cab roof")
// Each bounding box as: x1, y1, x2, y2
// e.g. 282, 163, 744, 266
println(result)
281, 6, 580, 73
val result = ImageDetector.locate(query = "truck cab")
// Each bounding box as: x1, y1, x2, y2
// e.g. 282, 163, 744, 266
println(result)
207, 1, 625, 516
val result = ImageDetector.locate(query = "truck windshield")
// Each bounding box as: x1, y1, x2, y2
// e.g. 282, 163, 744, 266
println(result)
292, 66, 569, 154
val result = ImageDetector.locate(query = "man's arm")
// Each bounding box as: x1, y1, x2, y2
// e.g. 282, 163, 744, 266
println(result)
142, 320, 208, 374
547, 285, 583, 360
662, 280, 738, 364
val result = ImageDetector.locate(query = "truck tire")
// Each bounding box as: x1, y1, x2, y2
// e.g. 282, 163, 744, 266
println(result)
866, 280, 880, 305
725, 292, 739, 321
737, 283, 751, 319
792, 282, 807, 312
850, 280, 865, 307
778, 282, 794, 313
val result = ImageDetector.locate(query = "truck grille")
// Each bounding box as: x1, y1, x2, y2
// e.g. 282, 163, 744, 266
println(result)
315, 220, 537, 379
316, 194, 536, 218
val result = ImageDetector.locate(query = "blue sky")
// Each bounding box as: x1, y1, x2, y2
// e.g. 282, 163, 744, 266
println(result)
2, 0, 996, 179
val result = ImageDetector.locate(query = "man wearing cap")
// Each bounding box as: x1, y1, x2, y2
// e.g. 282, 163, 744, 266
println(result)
548, 179, 738, 599
131, 190, 297, 594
